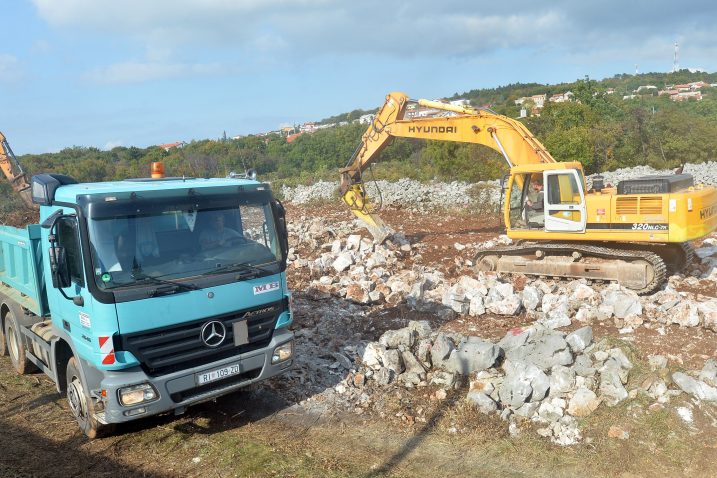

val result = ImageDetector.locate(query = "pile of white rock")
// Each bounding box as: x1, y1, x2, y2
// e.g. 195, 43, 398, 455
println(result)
356, 320, 637, 445
288, 215, 717, 336
289, 219, 446, 305
280, 162, 717, 213
281, 180, 338, 204
442, 271, 717, 334
348, 320, 717, 445
590, 161, 717, 188
281, 178, 500, 212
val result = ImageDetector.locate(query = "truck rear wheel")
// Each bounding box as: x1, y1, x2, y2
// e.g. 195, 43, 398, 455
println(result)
0, 315, 7, 356
4, 307, 34, 374
66, 357, 112, 439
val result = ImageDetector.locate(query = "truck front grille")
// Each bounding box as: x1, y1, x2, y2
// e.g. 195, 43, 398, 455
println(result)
117, 300, 284, 376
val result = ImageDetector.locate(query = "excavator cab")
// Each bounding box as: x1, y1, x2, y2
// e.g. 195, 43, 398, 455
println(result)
505, 162, 586, 235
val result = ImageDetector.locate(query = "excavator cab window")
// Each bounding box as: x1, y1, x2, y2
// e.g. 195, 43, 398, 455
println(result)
547, 174, 580, 205
508, 173, 537, 229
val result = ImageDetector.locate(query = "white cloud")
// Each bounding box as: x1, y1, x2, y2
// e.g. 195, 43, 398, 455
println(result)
31, 1, 717, 69
0, 54, 22, 83
104, 140, 123, 150
84, 61, 234, 84
31, 0, 328, 49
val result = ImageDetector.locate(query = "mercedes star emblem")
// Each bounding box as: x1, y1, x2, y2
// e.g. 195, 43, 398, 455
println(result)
200, 321, 227, 348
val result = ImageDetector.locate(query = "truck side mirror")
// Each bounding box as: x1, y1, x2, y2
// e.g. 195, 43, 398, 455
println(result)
49, 246, 71, 289
272, 200, 289, 263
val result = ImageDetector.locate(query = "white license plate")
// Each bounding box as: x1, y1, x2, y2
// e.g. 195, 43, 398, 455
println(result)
196, 362, 241, 385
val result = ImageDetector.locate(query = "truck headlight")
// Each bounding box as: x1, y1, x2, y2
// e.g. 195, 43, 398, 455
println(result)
272, 342, 293, 364
118, 383, 159, 406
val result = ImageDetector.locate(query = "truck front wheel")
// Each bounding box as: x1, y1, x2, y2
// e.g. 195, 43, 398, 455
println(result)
4, 307, 33, 374
66, 357, 112, 439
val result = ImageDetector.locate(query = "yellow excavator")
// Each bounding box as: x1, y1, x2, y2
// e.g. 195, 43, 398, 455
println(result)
0, 131, 36, 209
339, 92, 717, 294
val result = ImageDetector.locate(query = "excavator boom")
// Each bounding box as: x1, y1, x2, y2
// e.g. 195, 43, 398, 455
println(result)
339, 92, 557, 240
0, 132, 35, 209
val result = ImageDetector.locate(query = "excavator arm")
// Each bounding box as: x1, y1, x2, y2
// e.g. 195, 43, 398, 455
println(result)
339, 93, 410, 241
339, 92, 556, 241
0, 132, 36, 209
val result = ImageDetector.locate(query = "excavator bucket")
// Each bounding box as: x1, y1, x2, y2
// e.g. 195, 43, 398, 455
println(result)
342, 185, 393, 243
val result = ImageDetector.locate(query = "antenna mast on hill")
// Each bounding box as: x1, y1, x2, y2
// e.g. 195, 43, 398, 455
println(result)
673, 42, 679, 72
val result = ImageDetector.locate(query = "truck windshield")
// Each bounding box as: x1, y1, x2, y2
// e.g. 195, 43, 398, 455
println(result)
87, 202, 281, 289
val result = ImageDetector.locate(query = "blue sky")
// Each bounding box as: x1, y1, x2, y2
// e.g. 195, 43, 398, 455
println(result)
2, 0, 716, 154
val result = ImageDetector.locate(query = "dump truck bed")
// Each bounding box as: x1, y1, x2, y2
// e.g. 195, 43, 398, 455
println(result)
0, 224, 47, 316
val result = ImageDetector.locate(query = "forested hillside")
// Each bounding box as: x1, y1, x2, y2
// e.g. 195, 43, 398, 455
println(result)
7, 70, 717, 204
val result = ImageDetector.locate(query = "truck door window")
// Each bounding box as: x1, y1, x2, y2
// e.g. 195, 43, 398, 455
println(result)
57, 217, 85, 287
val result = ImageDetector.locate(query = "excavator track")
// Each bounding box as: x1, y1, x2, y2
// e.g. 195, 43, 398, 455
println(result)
653, 242, 694, 276
475, 242, 668, 295
606, 241, 695, 277
680, 242, 696, 272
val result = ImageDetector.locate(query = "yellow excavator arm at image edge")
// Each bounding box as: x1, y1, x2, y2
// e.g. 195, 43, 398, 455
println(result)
0, 131, 36, 209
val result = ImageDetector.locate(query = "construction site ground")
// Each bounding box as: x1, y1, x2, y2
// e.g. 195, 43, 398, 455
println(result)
1, 202, 717, 478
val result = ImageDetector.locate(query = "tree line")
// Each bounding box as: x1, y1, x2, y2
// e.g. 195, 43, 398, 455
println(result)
6, 71, 717, 205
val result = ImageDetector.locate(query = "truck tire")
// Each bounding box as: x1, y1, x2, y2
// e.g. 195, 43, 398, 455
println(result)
4, 307, 34, 374
0, 315, 7, 356
66, 357, 113, 439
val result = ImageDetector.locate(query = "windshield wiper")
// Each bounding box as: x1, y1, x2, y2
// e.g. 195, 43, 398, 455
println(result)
131, 273, 200, 293
202, 262, 271, 278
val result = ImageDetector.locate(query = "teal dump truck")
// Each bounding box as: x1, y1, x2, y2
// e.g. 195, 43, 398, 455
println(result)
0, 170, 294, 438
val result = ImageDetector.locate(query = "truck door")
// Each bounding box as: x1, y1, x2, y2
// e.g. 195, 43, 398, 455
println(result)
49, 216, 95, 354
543, 169, 586, 233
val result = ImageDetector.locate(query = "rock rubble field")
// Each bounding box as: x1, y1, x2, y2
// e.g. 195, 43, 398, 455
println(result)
281, 160, 717, 212
277, 162, 717, 447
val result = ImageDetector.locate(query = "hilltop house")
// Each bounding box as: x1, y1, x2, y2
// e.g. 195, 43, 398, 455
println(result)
549, 91, 574, 103
158, 141, 186, 152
